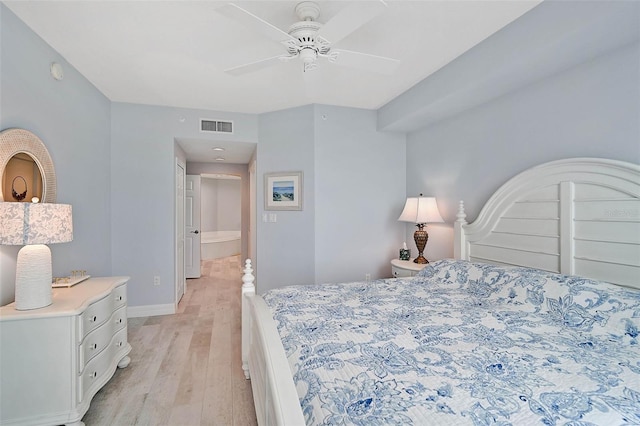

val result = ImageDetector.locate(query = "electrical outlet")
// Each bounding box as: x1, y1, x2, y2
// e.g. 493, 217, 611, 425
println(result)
365, 273, 371, 281
153, 276, 160, 286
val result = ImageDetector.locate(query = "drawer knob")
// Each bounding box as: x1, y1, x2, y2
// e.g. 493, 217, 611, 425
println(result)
116, 318, 123, 324
115, 295, 123, 302
90, 343, 98, 351
116, 341, 123, 348
89, 315, 97, 323
91, 371, 98, 379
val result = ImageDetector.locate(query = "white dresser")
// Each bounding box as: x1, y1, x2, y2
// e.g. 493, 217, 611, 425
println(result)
0, 276, 131, 426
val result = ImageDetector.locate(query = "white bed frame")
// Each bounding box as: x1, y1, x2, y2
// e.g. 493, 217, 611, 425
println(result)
454, 158, 639, 290
241, 157, 640, 425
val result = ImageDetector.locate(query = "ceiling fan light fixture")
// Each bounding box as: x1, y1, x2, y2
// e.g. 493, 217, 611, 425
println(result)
299, 47, 317, 65
303, 62, 318, 72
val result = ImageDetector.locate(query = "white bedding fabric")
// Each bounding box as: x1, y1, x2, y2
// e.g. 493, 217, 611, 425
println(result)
263, 259, 640, 425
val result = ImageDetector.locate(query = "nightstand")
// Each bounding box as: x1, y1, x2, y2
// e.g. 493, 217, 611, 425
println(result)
391, 259, 428, 278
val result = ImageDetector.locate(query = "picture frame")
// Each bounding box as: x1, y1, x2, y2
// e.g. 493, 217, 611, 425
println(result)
264, 171, 303, 211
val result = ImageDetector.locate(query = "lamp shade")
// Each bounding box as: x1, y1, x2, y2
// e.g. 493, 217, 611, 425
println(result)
1, 202, 73, 310
398, 196, 444, 225
0, 202, 73, 245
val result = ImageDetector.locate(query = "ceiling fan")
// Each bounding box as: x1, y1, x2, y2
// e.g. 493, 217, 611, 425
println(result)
217, 1, 400, 75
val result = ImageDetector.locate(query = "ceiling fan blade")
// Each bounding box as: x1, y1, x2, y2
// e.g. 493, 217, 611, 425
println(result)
217, 3, 295, 43
328, 49, 400, 75
316, 1, 386, 45
225, 54, 292, 76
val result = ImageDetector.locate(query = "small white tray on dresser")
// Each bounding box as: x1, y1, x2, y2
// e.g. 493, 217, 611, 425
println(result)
52, 275, 91, 288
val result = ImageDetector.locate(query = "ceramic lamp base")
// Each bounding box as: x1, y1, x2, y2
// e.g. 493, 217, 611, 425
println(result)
15, 244, 52, 310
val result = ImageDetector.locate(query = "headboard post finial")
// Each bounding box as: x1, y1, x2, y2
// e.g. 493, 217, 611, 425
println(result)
456, 200, 467, 224
454, 201, 468, 260
242, 259, 255, 294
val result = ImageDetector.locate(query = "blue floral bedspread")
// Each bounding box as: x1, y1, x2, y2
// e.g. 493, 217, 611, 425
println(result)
262, 259, 640, 425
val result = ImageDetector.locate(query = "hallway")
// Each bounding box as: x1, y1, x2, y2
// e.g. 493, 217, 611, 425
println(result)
83, 256, 257, 425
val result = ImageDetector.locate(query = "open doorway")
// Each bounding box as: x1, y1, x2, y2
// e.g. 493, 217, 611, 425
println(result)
199, 174, 242, 261
175, 139, 256, 308
183, 162, 253, 278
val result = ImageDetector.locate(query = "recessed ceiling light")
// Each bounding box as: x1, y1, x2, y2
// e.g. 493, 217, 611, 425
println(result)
215, 157, 225, 161
212, 147, 225, 151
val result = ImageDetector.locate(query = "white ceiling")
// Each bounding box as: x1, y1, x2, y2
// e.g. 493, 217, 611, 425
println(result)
5, 0, 541, 163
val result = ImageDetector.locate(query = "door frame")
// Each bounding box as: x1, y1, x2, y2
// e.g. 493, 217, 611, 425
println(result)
185, 174, 202, 279
175, 158, 186, 308
249, 159, 257, 269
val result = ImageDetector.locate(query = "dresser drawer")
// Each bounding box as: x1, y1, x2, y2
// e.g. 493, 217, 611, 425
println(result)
79, 305, 127, 373
391, 259, 426, 278
113, 283, 127, 310
78, 326, 128, 404
78, 284, 126, 341
79, 296, 112, 341
392, 265, 414, 278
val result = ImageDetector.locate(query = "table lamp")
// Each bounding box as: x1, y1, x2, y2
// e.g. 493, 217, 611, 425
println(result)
398, 195, 443, 264
0, 201, 73, 310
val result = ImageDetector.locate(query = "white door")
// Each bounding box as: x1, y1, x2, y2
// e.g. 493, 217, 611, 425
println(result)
186, 175, 201, 278
176, 161, 186, 304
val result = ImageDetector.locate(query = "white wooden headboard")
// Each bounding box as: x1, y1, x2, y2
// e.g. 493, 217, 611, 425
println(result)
454, 158, 640, 290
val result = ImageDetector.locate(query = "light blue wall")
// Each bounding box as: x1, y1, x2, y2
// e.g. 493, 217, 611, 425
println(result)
255, 105, 407, 293
405, 41, 640, 259
111, 103, 258, 307
219, 180, 242, 231
197, 177, 242, 232
378, 1, 640, 133
370, 0, 640, 260
257, 106, 316, 293
0, 4, 112, 305
313, 105, 405, 283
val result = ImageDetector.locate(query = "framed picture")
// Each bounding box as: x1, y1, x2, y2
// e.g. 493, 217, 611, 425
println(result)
264, 171, 303, 211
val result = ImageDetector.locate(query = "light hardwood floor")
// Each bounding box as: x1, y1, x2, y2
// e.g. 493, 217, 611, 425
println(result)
83, 256, 258, 426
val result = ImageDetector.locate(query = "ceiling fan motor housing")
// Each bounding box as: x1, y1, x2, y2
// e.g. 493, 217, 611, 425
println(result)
287, 20, 330, 61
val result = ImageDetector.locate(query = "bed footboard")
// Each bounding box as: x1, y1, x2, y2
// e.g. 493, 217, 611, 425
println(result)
241, 260, 306, 426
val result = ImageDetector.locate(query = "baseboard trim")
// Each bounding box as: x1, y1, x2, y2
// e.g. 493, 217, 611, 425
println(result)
127, 303, 175, 318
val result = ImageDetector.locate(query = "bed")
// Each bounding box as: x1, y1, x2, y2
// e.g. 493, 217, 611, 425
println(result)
241, 157, 640, 425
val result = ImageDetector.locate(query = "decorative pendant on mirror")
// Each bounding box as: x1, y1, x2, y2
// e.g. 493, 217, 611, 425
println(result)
0, 128, 57, 203
11, 176, 27, 201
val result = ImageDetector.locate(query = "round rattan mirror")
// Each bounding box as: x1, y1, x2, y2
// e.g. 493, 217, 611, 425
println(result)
0, 128, 56, 203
